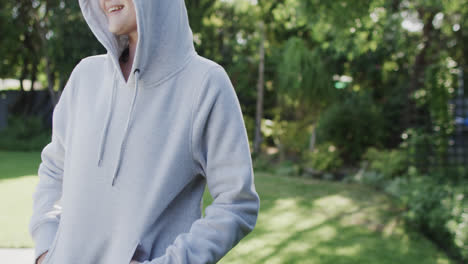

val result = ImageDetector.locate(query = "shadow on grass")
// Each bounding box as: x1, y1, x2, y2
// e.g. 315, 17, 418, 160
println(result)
210, 171, 452, 264
0, 151, 453, 262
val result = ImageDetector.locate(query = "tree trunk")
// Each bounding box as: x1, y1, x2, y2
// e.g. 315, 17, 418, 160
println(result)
45, 59, 58, 107
19, 57, 28, 93
405, 10, 436, 130
254, 21, 265, 155
308, 124, 316, 152
59, 72, 66, 93
278, 142, 285, 163
30, 61, 38, 92
22, 61, 39, 115
10, 57, 29, 115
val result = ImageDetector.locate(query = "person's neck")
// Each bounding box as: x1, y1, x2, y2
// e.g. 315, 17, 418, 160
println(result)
120, 32, 138, 82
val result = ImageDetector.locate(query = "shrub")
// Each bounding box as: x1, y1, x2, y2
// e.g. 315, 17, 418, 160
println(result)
0, 114, 51, 151
392, 176, 465, 261
301, 142, 343, 173
361, 147, 409, 180
449, 187, 468, 260
243, 114, 256, 148
399, 128, 436, 173
356, 168, 468, 262
252, 152, 275, 173
357, 171, 386, 189
316, 92, 385, 165
273, 159, 301, 177
262, 118, 311, 159
350, 148, 468, 263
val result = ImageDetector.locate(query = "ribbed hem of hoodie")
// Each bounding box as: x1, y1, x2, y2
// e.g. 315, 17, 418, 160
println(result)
31, 221, 59, 262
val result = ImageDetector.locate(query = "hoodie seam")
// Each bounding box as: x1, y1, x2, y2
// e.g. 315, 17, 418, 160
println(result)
189, 64, 224, 177
141, 52, 197, 89
65, 58, 84, 160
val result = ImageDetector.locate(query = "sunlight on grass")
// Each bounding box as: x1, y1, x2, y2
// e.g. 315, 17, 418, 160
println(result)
315, 194, 355, 210
0, 152, 455, 263
0, 151, 41, 248
215, 171, 454, 264
0, 175, 37, 247
335, 244, 361, 256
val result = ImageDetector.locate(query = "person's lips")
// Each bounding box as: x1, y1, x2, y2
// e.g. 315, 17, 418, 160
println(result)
107, 4, 124, 14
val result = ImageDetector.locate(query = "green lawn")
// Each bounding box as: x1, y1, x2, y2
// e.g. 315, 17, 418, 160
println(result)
0, 151, 42, 248
0, 151, 453, 263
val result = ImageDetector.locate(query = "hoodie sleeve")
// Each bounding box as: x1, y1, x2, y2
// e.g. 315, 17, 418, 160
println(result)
28, 61, 80, 262
143, 65, 260, 264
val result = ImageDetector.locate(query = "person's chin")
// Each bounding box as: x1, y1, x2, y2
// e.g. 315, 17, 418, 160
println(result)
108, 26, 125, 36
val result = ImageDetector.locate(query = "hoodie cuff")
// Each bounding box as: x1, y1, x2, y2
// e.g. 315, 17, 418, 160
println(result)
31, 221, 59, 262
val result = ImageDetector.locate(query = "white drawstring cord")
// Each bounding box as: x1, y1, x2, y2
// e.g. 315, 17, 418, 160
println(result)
111, 68, 140, 186
97, 71, 117, 167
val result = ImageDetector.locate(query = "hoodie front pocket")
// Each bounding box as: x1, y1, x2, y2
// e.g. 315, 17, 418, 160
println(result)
41, 224, 62, 264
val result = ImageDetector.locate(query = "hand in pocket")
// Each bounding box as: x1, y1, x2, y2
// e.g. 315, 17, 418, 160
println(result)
36, 250, 48, 264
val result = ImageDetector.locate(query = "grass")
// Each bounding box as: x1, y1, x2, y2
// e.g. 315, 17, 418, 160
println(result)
211, 172, 453, 264
0, 151, 453, 263
0, 151, 41, 248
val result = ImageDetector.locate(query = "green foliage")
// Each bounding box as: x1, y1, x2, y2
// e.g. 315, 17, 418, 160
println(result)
351, 164, 468, 262
450, 192, 468, 260
354, 171, 387, 189
316, 92, 385, 164
273, 159, 301, 177
261, 117, 311, 158
0, 114, 51, 151
2, 0, 467, 260
276, 37, 336, 107
385, 175, 467, 262
362, 147, 409, 180
252, 153, 275, 174
302, 142, 343, 173
398, 127, 454, 177
0, 0, 104, 92
243, 114, 256, 147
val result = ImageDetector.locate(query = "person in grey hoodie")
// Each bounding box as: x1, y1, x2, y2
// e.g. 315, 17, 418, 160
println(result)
29, 0, 260, 263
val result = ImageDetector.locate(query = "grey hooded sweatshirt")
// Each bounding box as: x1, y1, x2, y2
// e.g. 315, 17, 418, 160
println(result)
28, 0, 260, 263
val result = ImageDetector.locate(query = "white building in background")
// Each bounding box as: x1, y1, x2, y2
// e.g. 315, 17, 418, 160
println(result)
0, 79, 43, 91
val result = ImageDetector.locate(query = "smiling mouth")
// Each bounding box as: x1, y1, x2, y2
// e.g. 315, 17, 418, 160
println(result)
108, 5, 124, 13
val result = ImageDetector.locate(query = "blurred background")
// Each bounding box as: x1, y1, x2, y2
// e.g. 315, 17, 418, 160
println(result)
0, 0, 467, 263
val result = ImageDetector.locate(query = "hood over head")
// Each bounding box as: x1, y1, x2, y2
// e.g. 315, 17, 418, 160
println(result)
78, 0, 197, 186
79, 0, 197, 86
